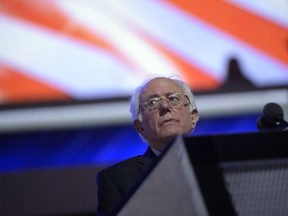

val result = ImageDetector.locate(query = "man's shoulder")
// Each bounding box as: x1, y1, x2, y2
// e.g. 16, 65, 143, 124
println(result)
97, 147, 156, 178
98, 152, 156, 178
99, 155, 143, 174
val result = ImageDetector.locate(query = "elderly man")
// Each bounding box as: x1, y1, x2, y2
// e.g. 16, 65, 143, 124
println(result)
96, 75, 199, 215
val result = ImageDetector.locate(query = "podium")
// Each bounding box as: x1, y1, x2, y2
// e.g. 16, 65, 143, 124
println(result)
111, 131, 288, 216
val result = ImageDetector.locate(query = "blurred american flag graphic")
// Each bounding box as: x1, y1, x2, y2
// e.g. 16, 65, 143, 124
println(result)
0, 0, 287, 104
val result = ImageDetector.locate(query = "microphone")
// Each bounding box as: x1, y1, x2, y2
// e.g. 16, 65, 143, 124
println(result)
263, 102, 284, 123
256, 102, 288, 131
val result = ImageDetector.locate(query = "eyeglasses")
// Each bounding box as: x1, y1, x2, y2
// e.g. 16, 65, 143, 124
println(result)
140, 93, 190, 112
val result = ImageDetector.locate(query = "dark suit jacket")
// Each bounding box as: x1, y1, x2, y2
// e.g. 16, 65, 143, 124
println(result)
96, 147, 157, 216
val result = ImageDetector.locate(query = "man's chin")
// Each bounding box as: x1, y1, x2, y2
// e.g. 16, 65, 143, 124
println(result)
161, 133, 181, 143
163, 129, 185, 138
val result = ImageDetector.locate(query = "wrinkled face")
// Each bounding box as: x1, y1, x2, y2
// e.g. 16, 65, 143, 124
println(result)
134, 77, 198, 151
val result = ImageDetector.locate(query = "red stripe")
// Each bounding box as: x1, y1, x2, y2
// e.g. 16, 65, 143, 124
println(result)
0, 0, 113, 50
0, 64, 70, 104
167, 0, 288, 65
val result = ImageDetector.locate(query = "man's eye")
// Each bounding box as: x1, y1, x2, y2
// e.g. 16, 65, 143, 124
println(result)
148, 98, 159, 106
168, 96, 180, 102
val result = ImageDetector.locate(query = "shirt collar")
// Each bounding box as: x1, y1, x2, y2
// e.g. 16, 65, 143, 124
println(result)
150, 147, 162, 157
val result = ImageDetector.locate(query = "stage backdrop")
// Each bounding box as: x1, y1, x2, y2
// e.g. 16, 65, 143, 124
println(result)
0, 0, 287, 106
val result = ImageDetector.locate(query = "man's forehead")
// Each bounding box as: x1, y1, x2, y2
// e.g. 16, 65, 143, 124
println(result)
141, 78, 183, 97
148, 77, 181, 87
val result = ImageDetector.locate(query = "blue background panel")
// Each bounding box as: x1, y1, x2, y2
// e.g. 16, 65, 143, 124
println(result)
0, 113, 259, 173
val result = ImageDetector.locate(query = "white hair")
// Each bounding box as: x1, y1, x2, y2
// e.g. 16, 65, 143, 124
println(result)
129, 74, 197, 122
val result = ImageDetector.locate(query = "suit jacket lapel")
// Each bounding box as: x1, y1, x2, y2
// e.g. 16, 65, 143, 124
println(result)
137, 147, 157, 174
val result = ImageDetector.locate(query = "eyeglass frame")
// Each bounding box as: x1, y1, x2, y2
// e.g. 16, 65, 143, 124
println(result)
138, 92, 191, 116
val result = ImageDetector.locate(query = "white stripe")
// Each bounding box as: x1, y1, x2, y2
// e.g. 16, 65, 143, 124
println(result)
56, 0, 180, 77
0, 15, 142, 99
0, 89, 287, 132
226, 0, 288, 28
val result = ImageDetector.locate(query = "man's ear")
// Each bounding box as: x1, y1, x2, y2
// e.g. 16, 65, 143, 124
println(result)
133, 120, 145, 137
191, 109, 199, 126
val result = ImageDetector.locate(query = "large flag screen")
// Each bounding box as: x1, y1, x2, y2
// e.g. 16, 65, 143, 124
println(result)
0, 0, 287, 106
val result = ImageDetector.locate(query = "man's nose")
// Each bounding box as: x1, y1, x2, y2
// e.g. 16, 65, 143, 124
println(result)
160, 99, 170, 109
159, 99, 172, 116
